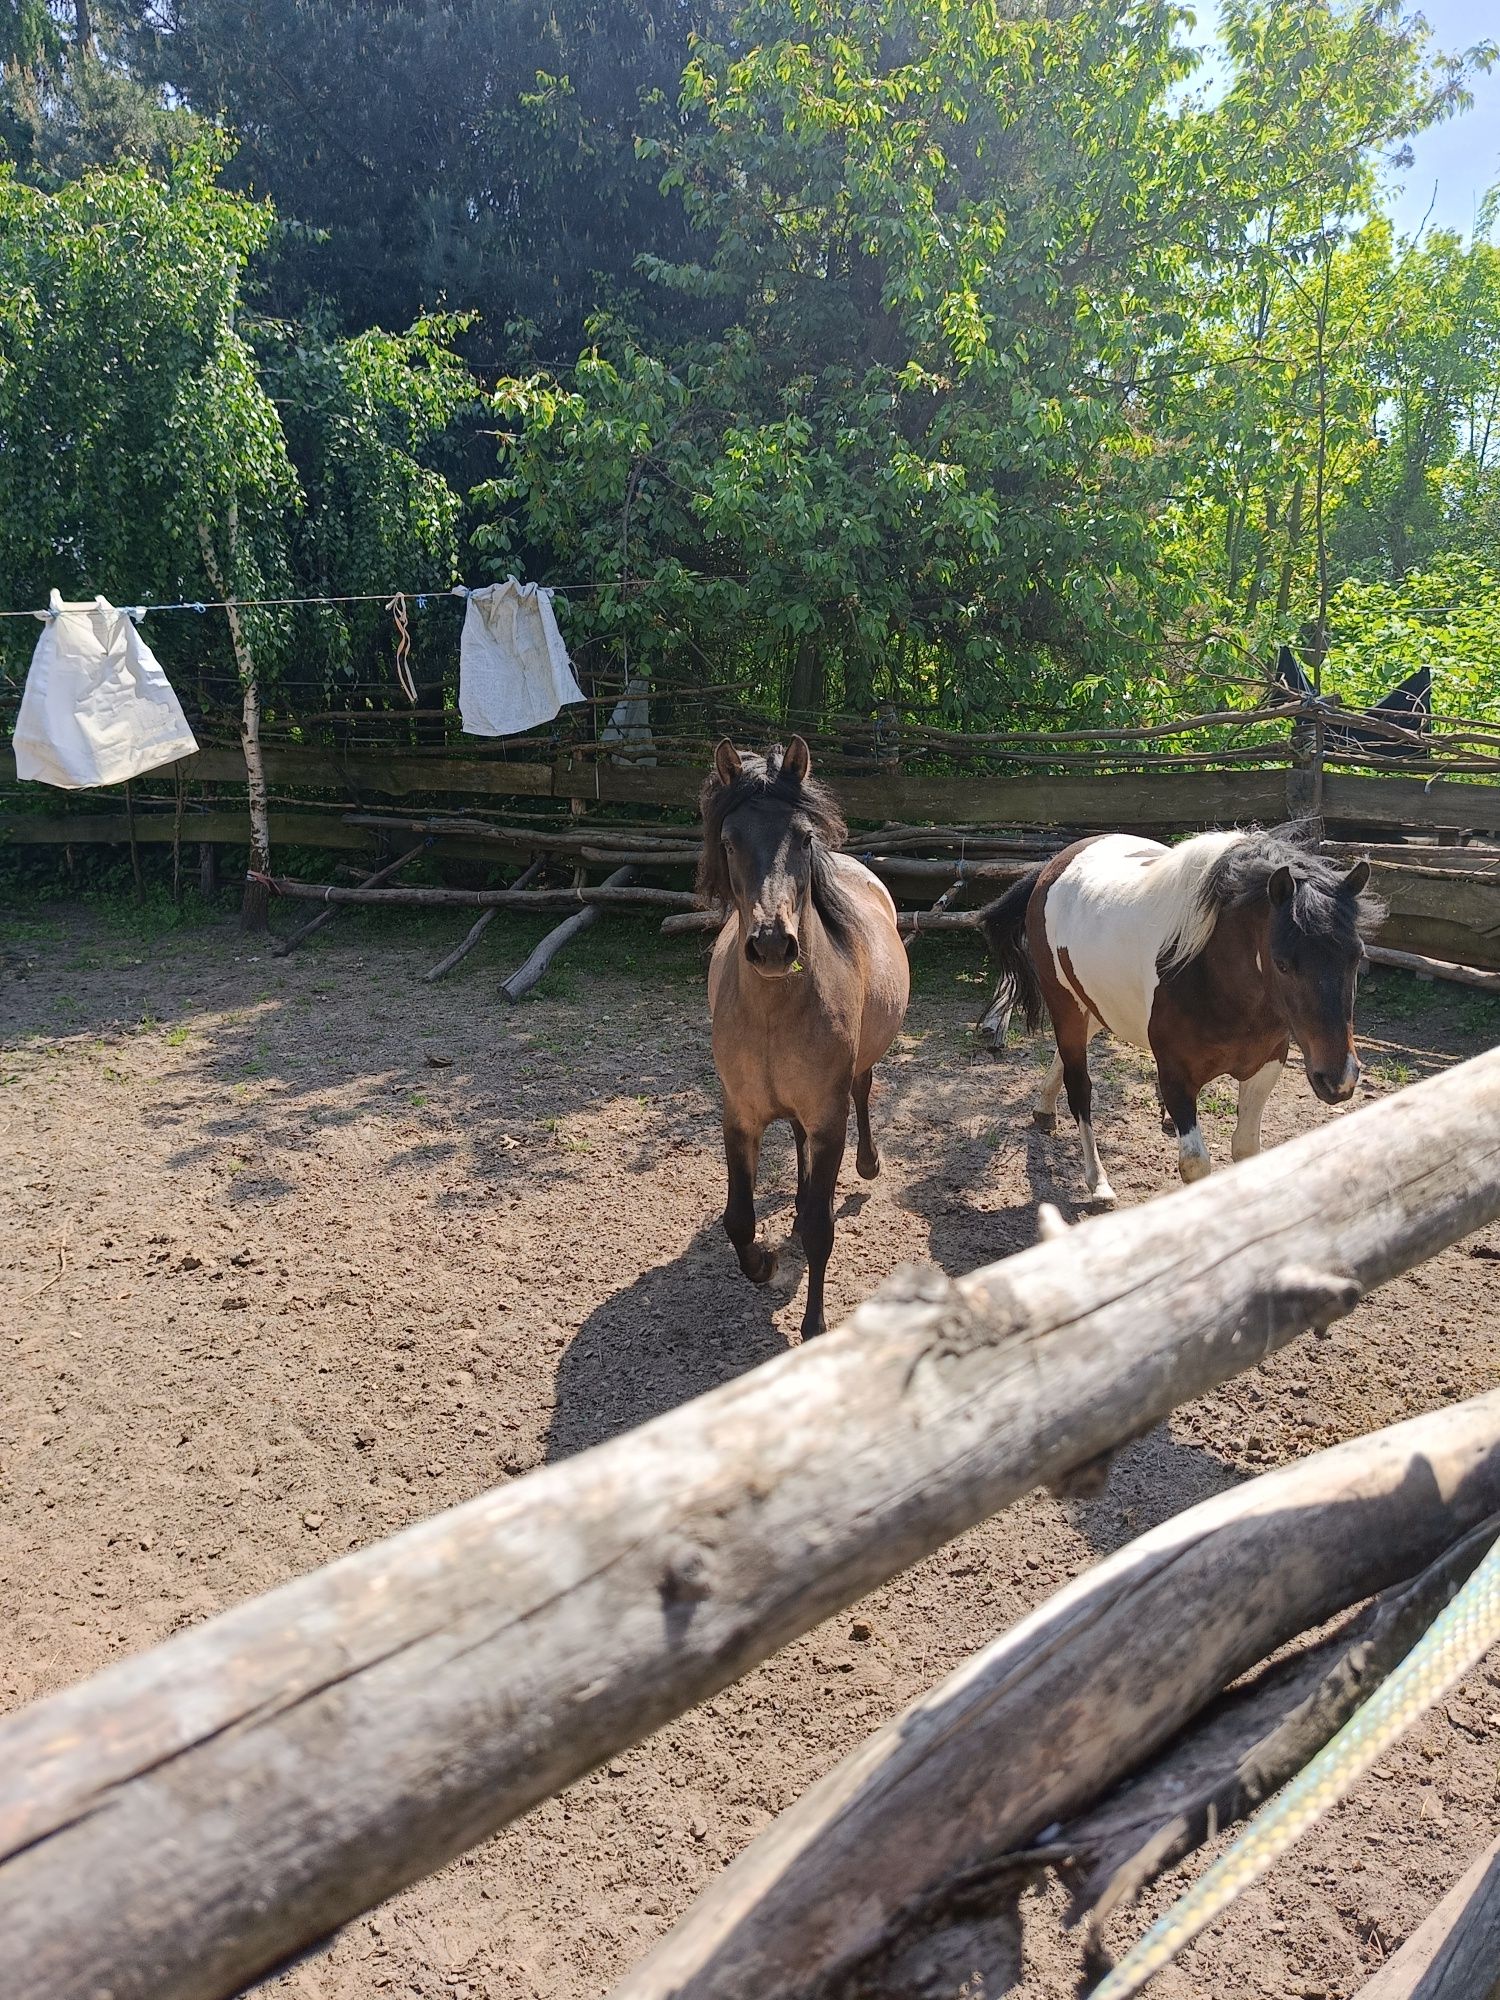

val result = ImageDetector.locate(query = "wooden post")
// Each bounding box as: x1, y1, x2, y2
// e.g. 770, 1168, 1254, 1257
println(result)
199, 511, 271, 933
0, 1051, 1496, 2000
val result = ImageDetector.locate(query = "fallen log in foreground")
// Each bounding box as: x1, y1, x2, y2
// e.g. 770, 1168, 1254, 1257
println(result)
0, 1051, 1497, 2000
609, 1394, 1500, 2000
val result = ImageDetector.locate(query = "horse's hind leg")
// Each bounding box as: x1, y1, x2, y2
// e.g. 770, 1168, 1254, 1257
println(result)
1057, 1014, 1115, 1206
852, 1068, 880, 1178
796, 1119, 847, 1339
723, 1116, 776, 1285
1033, 1053, 1064, 1133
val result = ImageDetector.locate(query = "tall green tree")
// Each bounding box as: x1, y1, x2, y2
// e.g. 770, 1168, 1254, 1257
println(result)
134, 0, 734, 355
478, 0, 1479, 728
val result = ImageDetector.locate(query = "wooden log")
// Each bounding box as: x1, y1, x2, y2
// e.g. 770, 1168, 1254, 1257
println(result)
905, 877, 967, 954
420, 859, 547, 982
500, 863, 637, 1002
660, 907, 986, 936
198, 511, 272, 932
269, 842, 427, 958
612, 1395, 1500, 2000
264, 876, 691, 913
1, 1053, 1499, 2000
1365, 944, 1500, 993
1350, 1834, 1500, 1999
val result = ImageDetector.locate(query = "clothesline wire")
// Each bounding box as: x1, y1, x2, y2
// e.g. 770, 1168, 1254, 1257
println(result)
0, 576, 746, 620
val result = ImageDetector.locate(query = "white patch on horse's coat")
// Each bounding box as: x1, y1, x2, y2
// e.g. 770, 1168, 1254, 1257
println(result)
1232, 1059, 1283, 1160
1042, 831, 1247, 1051
1255, 950, 1263, 975
1178, 1127, 1212, 1181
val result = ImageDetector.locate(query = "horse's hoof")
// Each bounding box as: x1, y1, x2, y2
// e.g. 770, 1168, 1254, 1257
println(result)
1033, 1109, 1057, 1134
1090, 1186, 1117, 1210
856, 1148, 881, 1180
743, 1245, 778, 1285
800, 1314, 826, 1340
1179, 1155, 1212, 1185
1160, 1113, 1177, 1137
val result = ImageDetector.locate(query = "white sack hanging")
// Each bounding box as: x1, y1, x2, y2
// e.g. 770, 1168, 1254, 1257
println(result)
12, 591, 199, 788
459, 580, 584, 738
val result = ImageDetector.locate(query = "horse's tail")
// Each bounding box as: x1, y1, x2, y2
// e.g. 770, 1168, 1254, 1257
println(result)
976, 869, 1047, 1044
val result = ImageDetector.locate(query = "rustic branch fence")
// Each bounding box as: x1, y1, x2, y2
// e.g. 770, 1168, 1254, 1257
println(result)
2, 1048, 1499, 2000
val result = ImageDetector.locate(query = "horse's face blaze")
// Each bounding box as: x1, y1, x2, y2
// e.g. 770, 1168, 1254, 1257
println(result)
722, 804, 813, 977
1266, 895, 1365, 1105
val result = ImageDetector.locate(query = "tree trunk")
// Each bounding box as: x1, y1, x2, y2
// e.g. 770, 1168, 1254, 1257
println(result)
787, 634, 825, 729
198, 513, 270, 932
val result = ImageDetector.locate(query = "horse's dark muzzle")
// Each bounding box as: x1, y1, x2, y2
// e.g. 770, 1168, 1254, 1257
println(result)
1308, 1057, 1360, 1104
745, 926, 798, 973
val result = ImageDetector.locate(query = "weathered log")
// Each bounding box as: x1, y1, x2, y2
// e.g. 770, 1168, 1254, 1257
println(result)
1068, 1515, 1500, 1947
660, 906, 986, 936
1365, 943, 1500, 992
610, 1392, 1500, 2000
499, 863, 637, 1001
905, 877, 968, 953
1350, 1834, 1500, 1999
270, 842, 427, 957
0, 1053, 1498, 2000
420, 859, 546, 982
265, 875, 689, 913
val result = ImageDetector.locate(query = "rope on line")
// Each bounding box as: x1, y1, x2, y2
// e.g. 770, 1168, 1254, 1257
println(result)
0, 575, 724, 620
1089, 1526, 1500, 1999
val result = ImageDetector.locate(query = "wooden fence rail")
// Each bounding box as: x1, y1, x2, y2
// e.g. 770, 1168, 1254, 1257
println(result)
1, 1050, 1498, 2000
5, 745, 1500, 831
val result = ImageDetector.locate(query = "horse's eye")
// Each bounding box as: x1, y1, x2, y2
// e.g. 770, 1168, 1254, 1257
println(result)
1272, 955, 1293, 976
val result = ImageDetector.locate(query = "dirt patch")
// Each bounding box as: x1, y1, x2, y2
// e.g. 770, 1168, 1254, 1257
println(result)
2, 895, 1498, 2000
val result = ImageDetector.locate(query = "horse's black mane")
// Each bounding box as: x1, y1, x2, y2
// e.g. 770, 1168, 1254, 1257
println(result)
697, 745, 861, 953
1200, 819, 1384, 950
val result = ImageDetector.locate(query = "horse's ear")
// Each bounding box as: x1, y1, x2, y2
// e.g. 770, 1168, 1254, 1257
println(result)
1341, 858, 1371, 896
713, 739, 743, 786
1268, 865, 1296, 908
782, 735, 811, 786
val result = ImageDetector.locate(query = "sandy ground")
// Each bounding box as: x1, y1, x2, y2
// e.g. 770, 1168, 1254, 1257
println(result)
2, 893, 1498, 2000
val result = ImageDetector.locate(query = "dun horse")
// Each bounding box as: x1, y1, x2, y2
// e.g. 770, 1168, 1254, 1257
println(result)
979, 825, 1380, 1204
698, 737, 909, 1336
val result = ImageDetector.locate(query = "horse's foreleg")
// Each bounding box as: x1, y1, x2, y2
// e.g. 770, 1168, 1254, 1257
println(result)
1033, 1052, 1065, 1134
1232, 1059, 1283, 1161
1157, 1066, 1209, 1183
789, 1118, 809, 1234
796, 1122, 847, 1339
852, 1069, 880, 1179
723, 1118, 776, 1285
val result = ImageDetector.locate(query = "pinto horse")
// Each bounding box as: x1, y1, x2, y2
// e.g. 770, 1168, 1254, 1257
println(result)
698, 737, 909, 1336
979, 825, 1379, 1204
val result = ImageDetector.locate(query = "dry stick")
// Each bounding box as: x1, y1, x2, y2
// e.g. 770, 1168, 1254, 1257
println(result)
1350, 1833, 1500, 2000
1073, 1514, 1500, 1965
421, 859, 546, 983
904, 877, 967, 954
1365, 944, 1500, 993
609, 1393, 1500, 2000
266, 877, 682, 913
198, 513, 270, 933
269, 844, 429, 959
499, 864, 636, 1002
1, 1056, 1499, 2000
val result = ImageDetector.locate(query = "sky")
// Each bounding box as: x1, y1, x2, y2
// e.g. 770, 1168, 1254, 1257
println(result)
1192, 0, 1500, 241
